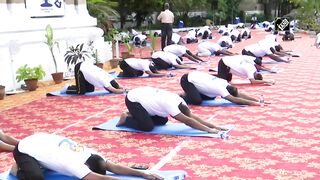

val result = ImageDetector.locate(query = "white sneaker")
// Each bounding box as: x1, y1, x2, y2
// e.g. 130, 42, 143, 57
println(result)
60, 84, 70, 94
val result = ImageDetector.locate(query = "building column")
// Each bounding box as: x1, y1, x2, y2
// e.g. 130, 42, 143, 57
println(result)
7, 0, 27, 16
65, 0, 77, 17
0, 0, 9, 16
76, 0, 89, 16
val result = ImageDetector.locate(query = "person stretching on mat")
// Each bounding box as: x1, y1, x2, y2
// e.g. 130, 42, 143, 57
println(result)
117, 86, 226, 133
242, 41, 291, 63
119, 58, 165, 77
240, 28, 251, 39
197, 41, 237, 57
217, 55, 275, 85
180, 71, 261, 106
151, 51, 196, 70
10, 132, 163, 180
63, 61, 127, 95
163, 44, 205, 63
0, 130, 19, 152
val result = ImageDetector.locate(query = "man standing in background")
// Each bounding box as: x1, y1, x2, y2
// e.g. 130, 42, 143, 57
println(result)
157, 3, 174, 50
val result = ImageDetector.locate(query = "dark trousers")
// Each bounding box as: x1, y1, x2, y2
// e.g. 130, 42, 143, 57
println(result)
13, 145, 45, 180
13, 145, 103, 180
151, 58, 172, 70
119, 60, 144, 77
161, 23, 173, 50
241, 49, 257, 58
217, 59, 232, 82
124, 96, 168, 131
180, 74, 214, 105
67, 62, 120, 94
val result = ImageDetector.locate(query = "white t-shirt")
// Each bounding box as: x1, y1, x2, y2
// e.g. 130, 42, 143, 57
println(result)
151, 51, 181, 65
218, 26, 227, 33
124, 58, 151, 71
316, 33, 320, 44
230, 29, 240, 38
185, 30, 196, 39
18, 133, 98, 179
163, 44, 188, 57
245, 43, 273, 57
188, 71, 230, 98
80, 61, 114, 88
197, 26, 211, 36
217, 36, 234, 47
127, 87, 187, 117
133, 34, 147, 42
198, 42, 222, 53
222, 55, 257, 79
171, 33, 181, 44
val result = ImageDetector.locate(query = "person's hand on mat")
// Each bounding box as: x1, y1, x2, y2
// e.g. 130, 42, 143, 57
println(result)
142, 172, 164, 180
131, 164, 149, 170
215, 127, 228, 131
266, 79, 275, 85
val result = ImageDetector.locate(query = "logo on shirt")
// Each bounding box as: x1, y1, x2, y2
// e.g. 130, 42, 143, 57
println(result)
59, 139, 84, 152
275, 17, 290, 31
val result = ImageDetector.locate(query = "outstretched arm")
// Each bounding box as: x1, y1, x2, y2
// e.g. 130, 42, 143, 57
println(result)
145, 70, 165, 77
183, 54, 201, 63
105, 86, 126, 94
224, 94, 260, 106
256, 65, 277, 73
0, 131, 19, 146
105, 161, 163, 180
249, 78, 275, 85
173, 64, 196, 70
266, 54, 290, 63
219, 50, 238, 56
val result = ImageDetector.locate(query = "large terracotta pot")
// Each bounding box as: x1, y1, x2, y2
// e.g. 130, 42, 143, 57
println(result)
24, 79, 38, 91
51, 72, 64, 84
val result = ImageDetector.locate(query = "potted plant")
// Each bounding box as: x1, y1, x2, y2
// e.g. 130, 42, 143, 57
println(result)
121, 36, 135, 59
64, 43, 90, 68
45, 24, 64, 84
88, 41, 103, 69
0, 85, 5, 100
16, 64, 46, 91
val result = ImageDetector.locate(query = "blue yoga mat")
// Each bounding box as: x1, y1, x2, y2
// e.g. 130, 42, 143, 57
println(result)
46, 90, 113, 97
0, 169, 187, 180
201, 99, 246, 107
93, 118, 235, 138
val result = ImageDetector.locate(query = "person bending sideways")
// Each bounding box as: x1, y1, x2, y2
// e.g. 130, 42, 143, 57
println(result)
117, 86, 226, 133
0, 130, 19, 152
119, 58, 165, 77
180, 71, 261, 106
163, 44, 205, 63
242, 41, 291, 63
151, 51, 196, 70
197, 42, 237, 57
63, 61, 126, 94
11, 132, 163, 180
217, 55, 275, 85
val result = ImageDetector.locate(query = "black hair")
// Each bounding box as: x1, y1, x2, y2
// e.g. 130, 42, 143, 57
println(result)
226, 85, 238, 97
275, 45, 281, 52
273, 30, 278, 35
85, 154, 107, 175
202, 31, 209, 39
149, 64, 157, 73
230, 35, 236, 42
164, 3, 170, 9
220, 41, 227, 48
254, 73, 263, 80
178, 103, 191, 116
254, 57, 262, 66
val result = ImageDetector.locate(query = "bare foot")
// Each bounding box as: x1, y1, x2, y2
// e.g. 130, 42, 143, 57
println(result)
116, 112, 129, 127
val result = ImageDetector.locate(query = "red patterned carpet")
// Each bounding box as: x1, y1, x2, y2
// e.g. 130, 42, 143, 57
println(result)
1, 30, 320, 179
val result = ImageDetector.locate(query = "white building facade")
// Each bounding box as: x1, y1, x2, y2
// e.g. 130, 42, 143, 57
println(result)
0, 0, 112, 91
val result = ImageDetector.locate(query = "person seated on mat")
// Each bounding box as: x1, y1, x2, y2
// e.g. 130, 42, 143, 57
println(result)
117, 86, 227, 133
10, 132, 163, 180
151, 51, 196, 70
0, 130, 19, 152
197, 41, 237, 57
184, 29, 198, 44
163, 44, 205, 63
217, 35, 234, 49
217, 55, 276, 85
240, 28, 251, 39
315, 32, 320, 48
180, 71, 261, 106
63, 61, 127, 95
119, 58, 165, 77
242, 41, 291, 63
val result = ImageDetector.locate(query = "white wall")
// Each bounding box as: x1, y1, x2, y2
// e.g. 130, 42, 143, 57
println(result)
0, 1, 112, 91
